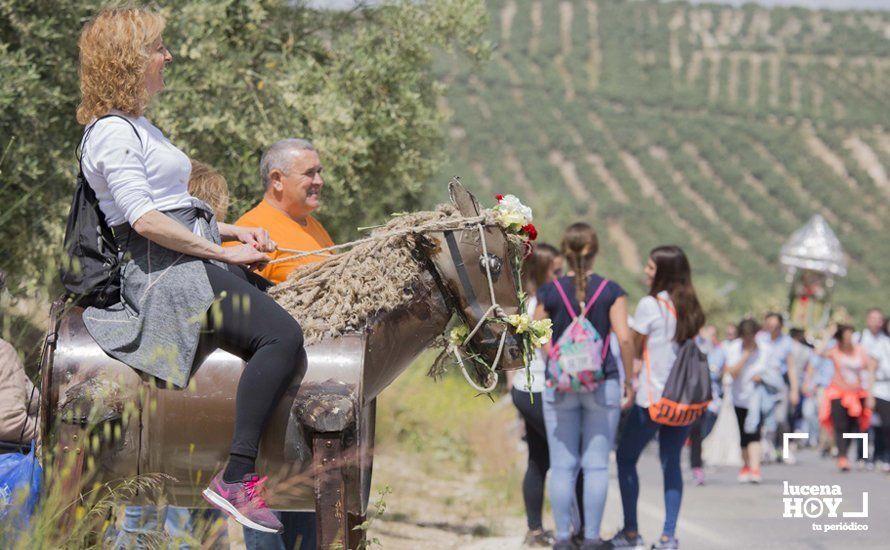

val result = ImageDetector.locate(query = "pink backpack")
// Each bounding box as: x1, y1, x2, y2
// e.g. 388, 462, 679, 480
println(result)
546, 279, 610, 393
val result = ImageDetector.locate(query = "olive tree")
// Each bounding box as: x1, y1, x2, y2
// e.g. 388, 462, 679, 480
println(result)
0, 0, 488, 292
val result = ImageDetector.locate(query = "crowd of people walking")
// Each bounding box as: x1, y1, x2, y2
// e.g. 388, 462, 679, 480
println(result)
508, 226, 890, 550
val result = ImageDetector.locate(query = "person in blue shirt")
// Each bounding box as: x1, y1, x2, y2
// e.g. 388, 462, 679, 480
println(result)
688, 326, 722, 485
809, 332, 839, 456
755, 313, 799, 462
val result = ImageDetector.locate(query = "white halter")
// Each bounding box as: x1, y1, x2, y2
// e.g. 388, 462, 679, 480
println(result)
448, 223, 510, 393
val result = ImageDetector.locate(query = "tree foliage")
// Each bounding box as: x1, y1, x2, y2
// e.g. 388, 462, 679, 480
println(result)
0, 0, 489, 294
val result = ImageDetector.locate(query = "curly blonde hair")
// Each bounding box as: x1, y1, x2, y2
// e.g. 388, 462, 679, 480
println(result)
188, 160, 231, 221
76, 7, 166, 125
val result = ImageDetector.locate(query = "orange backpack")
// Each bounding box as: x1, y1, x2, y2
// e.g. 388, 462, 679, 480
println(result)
643, 299, 712, 426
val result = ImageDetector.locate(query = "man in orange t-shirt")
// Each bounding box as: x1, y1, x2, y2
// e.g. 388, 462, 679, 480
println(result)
229, 139, 330, 547
230, 138, 334, 284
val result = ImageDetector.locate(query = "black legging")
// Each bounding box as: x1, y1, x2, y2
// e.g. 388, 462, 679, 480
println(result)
511, 388, 549, 530
830, 398, 865, 458
734, 406, 762, 448
876, 398, 890, 463
200, 262, 306, 461
689, 415, 705, 469
511, 388, 584, 532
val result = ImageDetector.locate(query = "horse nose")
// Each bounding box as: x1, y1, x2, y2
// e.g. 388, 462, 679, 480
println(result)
473, 330, 525, 371
497, 333, 525, 370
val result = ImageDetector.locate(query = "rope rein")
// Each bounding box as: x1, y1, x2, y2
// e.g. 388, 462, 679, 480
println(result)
269, 213, 510, 394
266, 214, 487, 265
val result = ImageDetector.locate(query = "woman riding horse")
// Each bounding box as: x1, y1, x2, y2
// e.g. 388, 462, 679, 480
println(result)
75, 7, 302, 534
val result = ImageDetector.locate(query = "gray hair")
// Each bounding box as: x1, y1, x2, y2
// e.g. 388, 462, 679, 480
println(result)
260, 138, 315, 190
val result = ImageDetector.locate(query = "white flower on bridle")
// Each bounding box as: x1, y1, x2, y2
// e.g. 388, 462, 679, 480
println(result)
492, 194, 533, 232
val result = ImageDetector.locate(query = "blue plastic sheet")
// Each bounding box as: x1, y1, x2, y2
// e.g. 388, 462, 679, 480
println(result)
0, 441, 42, 530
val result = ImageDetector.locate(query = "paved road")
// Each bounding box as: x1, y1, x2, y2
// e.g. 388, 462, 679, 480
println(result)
372, 442, 890, 549
596, 446, 890, 550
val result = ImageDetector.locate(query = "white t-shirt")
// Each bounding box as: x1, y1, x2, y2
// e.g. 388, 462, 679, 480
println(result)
514, 297, 546, 393
629, 291, 678, 408
858, 331, 890, 401
838, 350, 866, 387
725, 339, 765, 409
81, 112, 194, 227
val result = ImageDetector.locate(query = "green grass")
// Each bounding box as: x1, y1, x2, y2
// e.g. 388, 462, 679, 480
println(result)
375, 352, 526, 518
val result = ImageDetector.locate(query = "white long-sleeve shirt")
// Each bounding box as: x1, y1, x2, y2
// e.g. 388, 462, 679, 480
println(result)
80, 111, 193, 227
512, 297, 546, 393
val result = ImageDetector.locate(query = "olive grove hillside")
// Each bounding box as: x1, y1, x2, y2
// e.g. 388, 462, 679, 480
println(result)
431, 0, 890, 319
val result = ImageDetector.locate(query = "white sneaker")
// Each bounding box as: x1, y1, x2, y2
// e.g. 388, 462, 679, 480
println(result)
750, 468, 762, 483
607, 532, 647, 549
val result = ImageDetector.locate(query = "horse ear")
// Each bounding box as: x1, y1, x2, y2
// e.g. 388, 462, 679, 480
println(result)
449, 177, 481, 217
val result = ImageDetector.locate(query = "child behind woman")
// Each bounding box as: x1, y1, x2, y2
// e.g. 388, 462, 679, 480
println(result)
507, 243, 562, 547
535, 223, 635, 550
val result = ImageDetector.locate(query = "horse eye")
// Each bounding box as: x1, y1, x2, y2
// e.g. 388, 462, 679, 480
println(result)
479, 254, 503, 278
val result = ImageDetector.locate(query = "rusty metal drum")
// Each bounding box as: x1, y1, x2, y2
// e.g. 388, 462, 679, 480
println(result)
40, 272, 452, 513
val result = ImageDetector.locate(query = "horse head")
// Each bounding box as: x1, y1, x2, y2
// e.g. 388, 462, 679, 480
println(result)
422, 180, 526, 374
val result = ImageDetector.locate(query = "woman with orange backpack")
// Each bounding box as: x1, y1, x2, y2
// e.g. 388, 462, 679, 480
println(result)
609, 246, 707, 550
535, 223, 635, 550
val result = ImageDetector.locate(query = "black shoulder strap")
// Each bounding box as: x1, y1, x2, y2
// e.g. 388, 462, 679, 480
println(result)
77, 113, 143, 166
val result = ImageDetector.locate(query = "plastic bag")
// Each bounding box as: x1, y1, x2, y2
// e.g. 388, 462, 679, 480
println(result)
0, 441, 42, 528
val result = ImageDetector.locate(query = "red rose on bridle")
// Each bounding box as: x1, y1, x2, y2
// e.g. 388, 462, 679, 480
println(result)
521, 223, 538, 241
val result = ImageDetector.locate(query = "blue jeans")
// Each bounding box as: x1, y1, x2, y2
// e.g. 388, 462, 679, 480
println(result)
616, 405, 691, 539
543, 378, 621, 540
113, 506, 206, 549
243, 511, 317, 549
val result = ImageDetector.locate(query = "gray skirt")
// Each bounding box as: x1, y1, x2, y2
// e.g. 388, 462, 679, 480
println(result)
83, 200, 226, 388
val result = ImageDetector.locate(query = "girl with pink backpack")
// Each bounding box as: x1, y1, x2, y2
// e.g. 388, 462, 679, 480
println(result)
535, 223, 635, 550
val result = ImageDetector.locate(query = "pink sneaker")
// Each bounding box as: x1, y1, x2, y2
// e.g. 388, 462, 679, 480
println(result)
202, 471, 283, 533
692, 467, 705, 486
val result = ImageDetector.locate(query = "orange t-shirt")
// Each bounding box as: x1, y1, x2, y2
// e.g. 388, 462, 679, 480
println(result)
229, 199, 334, 284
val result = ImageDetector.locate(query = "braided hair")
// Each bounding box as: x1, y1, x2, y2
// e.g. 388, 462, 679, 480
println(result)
560, 223, 599, 305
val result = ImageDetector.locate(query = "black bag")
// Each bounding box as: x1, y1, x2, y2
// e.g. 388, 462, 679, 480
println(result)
645, 339, 712, 427
59, 115, 140, 308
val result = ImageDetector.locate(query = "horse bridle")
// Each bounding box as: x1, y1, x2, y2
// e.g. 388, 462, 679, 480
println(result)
439, 223, 512, 392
